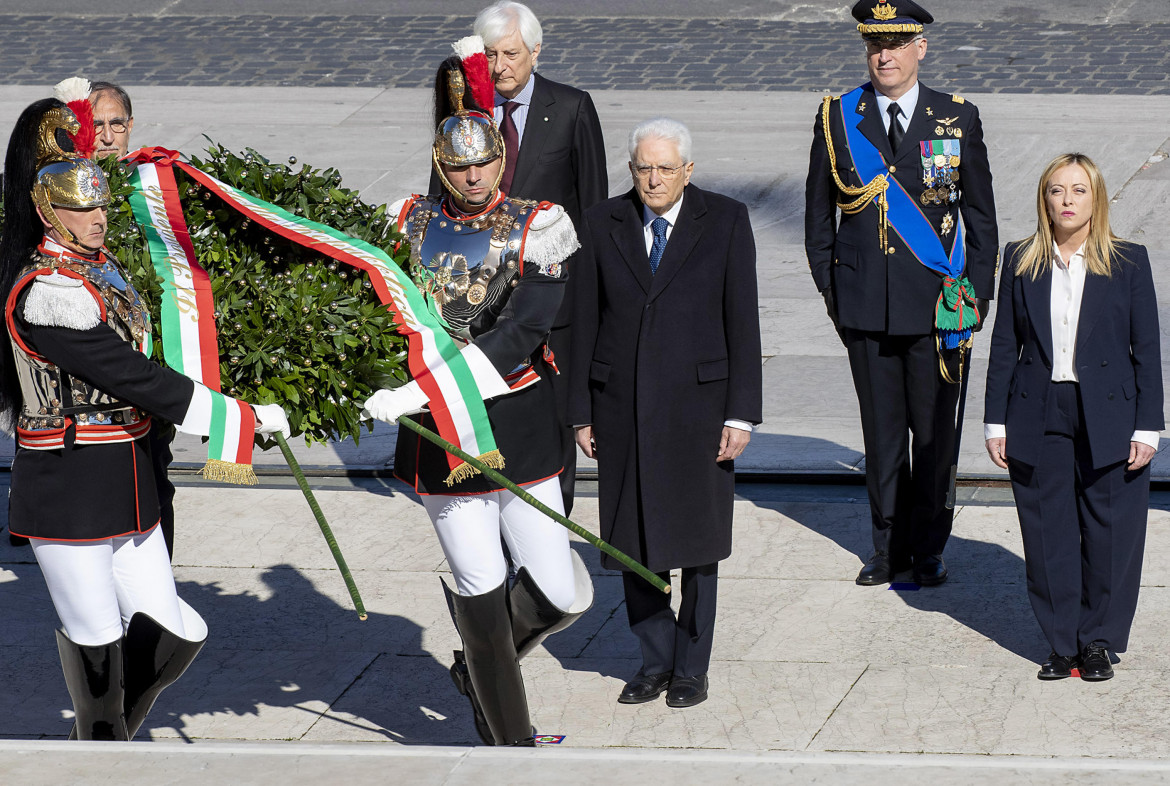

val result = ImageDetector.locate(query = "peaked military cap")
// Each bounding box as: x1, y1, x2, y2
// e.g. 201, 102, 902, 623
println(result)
851, 0, 933, 39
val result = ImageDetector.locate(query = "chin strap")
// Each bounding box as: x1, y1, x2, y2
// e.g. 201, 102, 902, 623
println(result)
32, 186, 102, 255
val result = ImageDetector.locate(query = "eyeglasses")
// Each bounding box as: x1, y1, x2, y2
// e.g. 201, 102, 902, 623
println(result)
631, 163, 687, 180
93, 118, 129, 134
866, 38, 919, 54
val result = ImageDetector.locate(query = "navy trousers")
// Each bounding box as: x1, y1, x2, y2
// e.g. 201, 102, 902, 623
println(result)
623, 562, 718, 678
1008, 381, 1150, 655
843, 329, 960, 563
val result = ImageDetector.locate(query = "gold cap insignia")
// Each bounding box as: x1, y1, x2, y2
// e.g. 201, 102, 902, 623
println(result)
872, 3, 898, 21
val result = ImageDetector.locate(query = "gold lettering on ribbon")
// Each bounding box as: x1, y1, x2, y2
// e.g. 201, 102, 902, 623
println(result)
241, 196, 422, 330
143, 184, 200, 320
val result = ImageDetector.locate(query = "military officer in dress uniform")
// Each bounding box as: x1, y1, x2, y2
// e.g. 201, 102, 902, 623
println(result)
0, 98, 289, 739
805, 0, 999, 586
361, 38, 593, 747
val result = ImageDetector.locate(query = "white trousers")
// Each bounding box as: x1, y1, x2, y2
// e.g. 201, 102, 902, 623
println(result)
31, 526, 186, 646
423, 476, 577, 610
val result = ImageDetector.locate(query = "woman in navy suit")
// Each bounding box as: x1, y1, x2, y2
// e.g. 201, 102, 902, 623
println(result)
985, 153, 1163, 682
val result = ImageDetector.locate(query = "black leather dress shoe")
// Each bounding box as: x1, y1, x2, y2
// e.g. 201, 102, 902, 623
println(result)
856, 552, 892, 585
618, 671, 672, 704
665, 674, 709, 708
1079, 644, 1114, 681
1037, 652, 1076, 680
913, 555, 948, 586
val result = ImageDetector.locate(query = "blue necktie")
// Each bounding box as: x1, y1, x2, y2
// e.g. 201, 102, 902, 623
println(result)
649, 217, 668, 275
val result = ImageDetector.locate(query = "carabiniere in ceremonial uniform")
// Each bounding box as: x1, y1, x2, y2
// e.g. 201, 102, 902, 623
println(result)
363, 40, 593, 749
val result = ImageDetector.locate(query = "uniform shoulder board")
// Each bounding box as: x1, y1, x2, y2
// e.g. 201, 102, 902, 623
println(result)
952, 95, 965, 104
23, 272, 102, 331
523, 204, 579, 277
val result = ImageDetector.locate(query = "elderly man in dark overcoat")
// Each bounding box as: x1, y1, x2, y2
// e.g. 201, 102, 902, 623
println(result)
569, 117, 762, 709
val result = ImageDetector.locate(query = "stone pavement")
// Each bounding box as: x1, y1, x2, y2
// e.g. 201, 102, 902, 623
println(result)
5, 476, 1170, 784
0, 14, 1166, 94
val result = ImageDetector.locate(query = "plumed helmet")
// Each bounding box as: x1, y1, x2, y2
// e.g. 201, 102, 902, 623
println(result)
431, 36, 505, 200
29, 102, 110, 249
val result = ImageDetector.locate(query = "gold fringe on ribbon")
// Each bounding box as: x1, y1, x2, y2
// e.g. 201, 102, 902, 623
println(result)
478, 449, 506, 471
200, 459, 259, 486
442, 449, 507, 487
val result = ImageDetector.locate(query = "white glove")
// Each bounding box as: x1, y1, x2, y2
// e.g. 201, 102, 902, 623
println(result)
361, 382, 429, 423
253, 403, 291, 440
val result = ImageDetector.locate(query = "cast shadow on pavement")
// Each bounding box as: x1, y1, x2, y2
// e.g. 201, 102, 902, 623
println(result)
0, 554, 483, 746
155, 565, 479, 745
739, 437, 1048, 663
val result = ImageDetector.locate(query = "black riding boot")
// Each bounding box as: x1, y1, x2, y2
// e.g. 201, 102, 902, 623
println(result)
444, 579, 533, 746
55, 630, 129, 741
123, 602, 207, 738
511, 550, 595, 659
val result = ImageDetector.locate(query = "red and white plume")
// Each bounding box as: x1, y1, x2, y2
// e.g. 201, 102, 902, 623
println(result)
452, 36, 494, 113
52, 76, 96, 158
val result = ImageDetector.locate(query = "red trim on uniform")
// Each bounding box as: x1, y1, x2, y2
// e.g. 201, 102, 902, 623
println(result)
16, 424, 68, 450
6, 268, 107, 361
9, 520, 161, 543
440, 190, 505, 221
396, 195, 418, 230
131, 441, 142, 532
75, 420, 153, 444
504, 365, 540, 391
20, 418, 154, 450
400, 468, 563, 497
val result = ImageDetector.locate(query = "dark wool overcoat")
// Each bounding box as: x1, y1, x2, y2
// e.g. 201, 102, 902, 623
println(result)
569, 185, 762, 572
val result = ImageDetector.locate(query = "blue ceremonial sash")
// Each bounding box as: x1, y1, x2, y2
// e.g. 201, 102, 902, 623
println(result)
838, 86, 965, 281
837, 86, 974, 348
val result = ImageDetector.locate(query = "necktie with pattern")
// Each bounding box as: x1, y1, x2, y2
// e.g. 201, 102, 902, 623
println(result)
649, 216, 668, 275
499, 101, 520, 195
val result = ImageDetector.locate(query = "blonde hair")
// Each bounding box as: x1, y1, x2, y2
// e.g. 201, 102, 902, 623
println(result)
1014, 152, 1126, 280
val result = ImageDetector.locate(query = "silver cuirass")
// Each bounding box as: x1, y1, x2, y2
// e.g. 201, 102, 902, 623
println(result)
11, 249, 150, 435
403, 196, 537, 341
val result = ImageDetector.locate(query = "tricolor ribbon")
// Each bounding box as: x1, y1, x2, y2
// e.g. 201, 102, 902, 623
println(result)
125, 147, 504, 485
127, 153, 257, 483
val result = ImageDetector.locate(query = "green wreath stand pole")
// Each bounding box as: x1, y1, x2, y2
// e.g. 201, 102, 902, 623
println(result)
274, 433, 368, 619
396, 416, 670, 595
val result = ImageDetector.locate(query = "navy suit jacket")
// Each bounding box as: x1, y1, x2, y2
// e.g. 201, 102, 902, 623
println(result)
984, 240, 1164, 469
805, 82, 998, 335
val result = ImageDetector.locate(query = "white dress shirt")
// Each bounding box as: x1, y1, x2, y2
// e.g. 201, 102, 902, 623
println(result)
493, 76, 536, 144
984, 242, 1159, 449
875, 81, 919, 136
641, 196, 753, 434
1050, 241, 1086, 383
641, 197, 684, 254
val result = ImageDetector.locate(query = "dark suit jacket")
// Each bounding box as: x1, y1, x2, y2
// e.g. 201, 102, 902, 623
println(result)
568, 186, 762, 571
984, 240, 1164, 469
805, 82, 999, 335
429, 72, 608, 326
